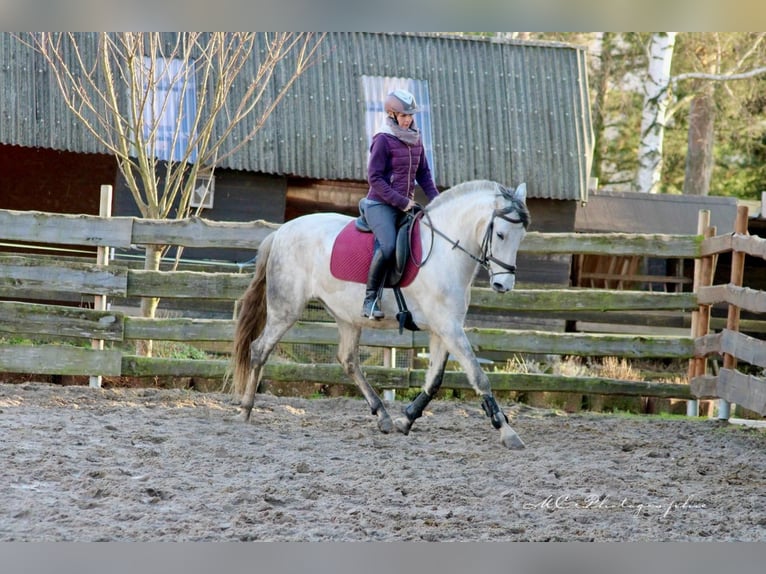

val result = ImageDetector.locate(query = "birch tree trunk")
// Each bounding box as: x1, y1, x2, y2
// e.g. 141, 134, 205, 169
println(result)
635, 32, 677, 193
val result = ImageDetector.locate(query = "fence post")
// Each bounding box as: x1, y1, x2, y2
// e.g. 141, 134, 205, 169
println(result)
89, 185, 113, 389
720, 205, 749, 420
687, 210, 711, 416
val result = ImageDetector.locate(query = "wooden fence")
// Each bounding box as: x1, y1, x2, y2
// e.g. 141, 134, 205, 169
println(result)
1, 193, 762, 412
690, 206, 766, 416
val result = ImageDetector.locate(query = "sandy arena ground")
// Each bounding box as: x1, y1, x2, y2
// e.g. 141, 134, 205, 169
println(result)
1, 381, 765, 541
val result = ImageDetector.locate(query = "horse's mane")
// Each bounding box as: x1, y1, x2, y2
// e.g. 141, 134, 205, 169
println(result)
427, 179, 500, 210
428, 179, 530, 228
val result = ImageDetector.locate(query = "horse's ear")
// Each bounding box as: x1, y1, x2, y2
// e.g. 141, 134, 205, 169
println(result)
514, 182, 527, 203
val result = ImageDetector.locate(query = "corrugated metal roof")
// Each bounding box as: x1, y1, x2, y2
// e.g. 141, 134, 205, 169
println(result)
0, 32, 593, 201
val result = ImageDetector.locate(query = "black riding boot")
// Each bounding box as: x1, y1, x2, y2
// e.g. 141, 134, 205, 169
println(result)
362, 249, 388, 319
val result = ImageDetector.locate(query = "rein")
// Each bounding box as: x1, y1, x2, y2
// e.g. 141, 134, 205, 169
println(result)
407, 203, 524, 276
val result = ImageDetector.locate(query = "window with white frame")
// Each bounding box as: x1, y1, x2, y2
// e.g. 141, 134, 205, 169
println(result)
137, 56, 199, 164
362, 75, 435, 182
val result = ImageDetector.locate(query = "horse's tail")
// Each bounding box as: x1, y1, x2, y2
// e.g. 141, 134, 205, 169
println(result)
230, 232, 275, 396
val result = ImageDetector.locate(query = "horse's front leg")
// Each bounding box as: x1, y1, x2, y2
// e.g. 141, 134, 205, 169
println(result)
337, 322, 393, 433
443, 329, 525, 450
394, 333, 450, 435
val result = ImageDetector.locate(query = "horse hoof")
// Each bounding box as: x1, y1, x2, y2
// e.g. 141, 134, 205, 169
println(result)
378, 414, 393, 434
393, 417, 412, 435
236, 408, 252, 423
501, 427, 526, 450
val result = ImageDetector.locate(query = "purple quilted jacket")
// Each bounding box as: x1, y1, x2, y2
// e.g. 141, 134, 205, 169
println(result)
366, 133, 439, 211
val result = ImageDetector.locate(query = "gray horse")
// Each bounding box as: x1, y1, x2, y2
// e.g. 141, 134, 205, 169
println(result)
231, 180, 530, 449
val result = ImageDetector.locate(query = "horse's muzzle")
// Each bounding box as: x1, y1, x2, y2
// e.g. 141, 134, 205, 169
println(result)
492, 275, 515, 293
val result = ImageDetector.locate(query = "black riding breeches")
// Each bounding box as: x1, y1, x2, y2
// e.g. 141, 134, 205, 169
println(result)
364, 202, 407, 262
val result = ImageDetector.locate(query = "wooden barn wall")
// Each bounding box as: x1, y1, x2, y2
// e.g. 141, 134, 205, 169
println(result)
0, 144, 116, 215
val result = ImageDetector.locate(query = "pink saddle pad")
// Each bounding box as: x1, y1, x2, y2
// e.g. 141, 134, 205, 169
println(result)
330, 220, 422, 287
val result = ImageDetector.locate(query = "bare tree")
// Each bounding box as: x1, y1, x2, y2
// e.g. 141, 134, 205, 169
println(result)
25, 32, 324, 355
673, 33, 766, 196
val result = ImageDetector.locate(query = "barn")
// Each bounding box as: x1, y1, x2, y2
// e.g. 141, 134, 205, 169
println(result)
0, 32, 593, 291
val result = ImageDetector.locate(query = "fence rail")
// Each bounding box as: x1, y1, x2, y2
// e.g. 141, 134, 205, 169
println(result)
0, 201, 754, 406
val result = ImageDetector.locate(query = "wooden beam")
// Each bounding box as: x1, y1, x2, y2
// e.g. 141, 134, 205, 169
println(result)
131, 217, 279, 249
0, 344, 122, 376
0, 209, 133, 248
0, 255, 128, 297
119, 357, 694, 398
0, 301, 124, 341
718, 329, 766, 369
732, 233, 766, 259
717, 368, 766, 415
124, 317, 235, 342
127, 270, 252, 299
470, 288, 697, 312
690, 374, 718, 398
521, 232, 700, 257
699, 233, 732, 257
697, 284, 766, 313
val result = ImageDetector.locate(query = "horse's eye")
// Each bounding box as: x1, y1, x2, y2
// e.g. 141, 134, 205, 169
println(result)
496, 232, 505, 241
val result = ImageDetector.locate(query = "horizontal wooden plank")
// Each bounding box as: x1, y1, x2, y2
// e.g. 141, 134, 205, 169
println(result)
716, 368, 766, 415
127, 270, 252, 299
121, 355, 228, 378
0, 255, 128, 297
521, 232, 700, 258
275, 322, 695, 358
124, 317, 235, 342
732, 233, 766, 260
699, 234, 732, 257
697, 284, 766, 313
690, 374, 718, 399
1, 210, 704, 259
579, 273, 691, 285
117, 358, 693, 398
0, 301, 124, 341
470, 288, 697, 312
463, 328, 696, 358
131, 217, 279, 249
718, 329, 766, 368
0, 209, 133, 248
482, 372, 693, 399
278, 322, 421, 348
694, 333, 722, 358
0, 344, 122, 376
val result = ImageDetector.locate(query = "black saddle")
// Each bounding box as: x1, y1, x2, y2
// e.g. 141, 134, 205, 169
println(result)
356, 198, 415, 287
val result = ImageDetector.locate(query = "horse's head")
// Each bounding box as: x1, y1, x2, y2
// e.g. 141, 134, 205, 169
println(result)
484, 182, 530, 293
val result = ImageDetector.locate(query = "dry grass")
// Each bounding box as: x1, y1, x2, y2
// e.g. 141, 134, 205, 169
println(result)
497, 354, 682, 383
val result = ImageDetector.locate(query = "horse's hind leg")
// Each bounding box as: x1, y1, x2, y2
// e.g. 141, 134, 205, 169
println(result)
394, 332, 450, 435
238, 322, 290, 421
240, 291, 306, 421
336, 321, 393, 433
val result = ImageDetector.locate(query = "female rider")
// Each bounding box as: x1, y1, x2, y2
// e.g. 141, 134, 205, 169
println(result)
361, 89, 440, 319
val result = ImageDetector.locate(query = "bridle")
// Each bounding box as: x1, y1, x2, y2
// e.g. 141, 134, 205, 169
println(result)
408, 201, 526, 280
